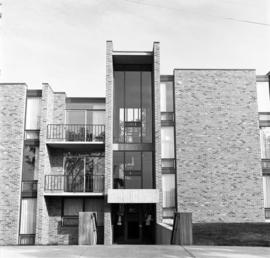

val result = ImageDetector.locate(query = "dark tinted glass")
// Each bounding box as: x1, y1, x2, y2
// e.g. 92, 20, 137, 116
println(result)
113, 71, 152, 143
142, 72, 152, 143
113, 72, 125, 143
125, 152, 141, 171
113, 152, 125, 189
142, 152, 153, 189
125, 72, 141, 108
22, 146, 38, 180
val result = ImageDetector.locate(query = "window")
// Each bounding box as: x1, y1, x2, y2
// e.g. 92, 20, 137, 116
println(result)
263, 176, 270, 208
113, 71, 152, 143
162, 174, 176, 218
160, 82, 174, 112
64, 156, 84, 192
22, 146, 39, 180
66, 110, 105, 125
113, 151, 153, 189
161, 127, 175, 159
260, 128, 270, 159
25, 97, 41, 130
162, 174, 175, 208
142, 152, 153, 189
86, 111, 105, 125
257, 82, 270, 112
63, 153, 105, 192
20, 198, 37, 234
125, 152, 142, 189
66, 110, 85, 124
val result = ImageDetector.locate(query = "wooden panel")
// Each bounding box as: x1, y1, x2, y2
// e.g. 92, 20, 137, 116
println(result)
171, 212, 193, 245
179, 212, 193, 245
78, 212, 97, 245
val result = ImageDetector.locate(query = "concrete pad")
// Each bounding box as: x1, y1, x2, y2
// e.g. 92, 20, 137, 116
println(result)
184, 246, 270, 258
0, 245, 269, 258
0, 245, 189, 258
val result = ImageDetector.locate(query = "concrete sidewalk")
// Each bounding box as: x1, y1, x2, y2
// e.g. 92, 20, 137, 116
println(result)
0, 245, 269, 258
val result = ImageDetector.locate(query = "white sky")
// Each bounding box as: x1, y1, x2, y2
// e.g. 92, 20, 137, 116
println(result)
0, 0, 270, 97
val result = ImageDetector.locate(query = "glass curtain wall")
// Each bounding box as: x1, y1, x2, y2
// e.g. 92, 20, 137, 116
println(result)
113, 69, 153, 190
113, 152, 153, 189
113, 71, 152, 143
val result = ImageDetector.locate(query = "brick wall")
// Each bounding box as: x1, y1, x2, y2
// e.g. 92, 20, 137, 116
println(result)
0, 84, 27, 245
47, 198, 78, 245
193, 223, 270, 246
53, 93, 66, 124
36, 84, 55, 244
153, 42, 162, 224
49, 149, 64, 175
174, 69, 264, 222
104, 40, 113, 245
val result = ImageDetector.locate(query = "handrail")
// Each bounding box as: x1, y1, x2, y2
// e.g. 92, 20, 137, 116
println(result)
44, 174, 104, 193
47, 124, 105, 142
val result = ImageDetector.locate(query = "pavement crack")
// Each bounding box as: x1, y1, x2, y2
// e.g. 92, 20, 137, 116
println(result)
182, 246, 196, 258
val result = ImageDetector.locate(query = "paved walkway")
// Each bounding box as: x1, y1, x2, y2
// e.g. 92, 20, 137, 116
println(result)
0, 245, 269, 258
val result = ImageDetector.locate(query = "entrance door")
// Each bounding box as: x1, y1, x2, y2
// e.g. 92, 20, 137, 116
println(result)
124, 205, 142, 243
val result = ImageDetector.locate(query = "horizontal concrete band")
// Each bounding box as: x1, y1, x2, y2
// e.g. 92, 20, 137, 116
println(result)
107, 189, 159, 203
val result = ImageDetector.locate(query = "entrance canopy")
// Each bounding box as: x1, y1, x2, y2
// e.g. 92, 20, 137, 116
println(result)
107, 189, 159, 203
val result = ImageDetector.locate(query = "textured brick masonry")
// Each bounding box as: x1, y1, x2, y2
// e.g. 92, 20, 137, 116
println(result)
174, 70, 264, 222
0, 84, 27, 245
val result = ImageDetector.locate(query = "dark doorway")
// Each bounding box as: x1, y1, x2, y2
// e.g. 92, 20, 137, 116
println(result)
112, 204, 155, 244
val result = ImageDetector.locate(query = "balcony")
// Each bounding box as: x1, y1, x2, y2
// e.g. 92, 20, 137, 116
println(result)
46, 124, 105, 151
44, 175, 104, 196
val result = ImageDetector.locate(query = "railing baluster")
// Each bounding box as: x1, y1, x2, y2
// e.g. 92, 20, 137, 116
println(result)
44, 175, 104, 193
47, 124, 105, 142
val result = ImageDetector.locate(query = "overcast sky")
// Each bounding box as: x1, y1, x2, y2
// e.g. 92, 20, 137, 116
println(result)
0, 0, 270, 97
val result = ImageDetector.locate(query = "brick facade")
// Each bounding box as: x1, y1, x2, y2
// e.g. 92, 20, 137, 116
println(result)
0, 43, 268, 246
0, 84, 27, 245
36, 84, 55, 244
153, 42, 162, 224
174, 69, 265, 222
104, 40, 113, 245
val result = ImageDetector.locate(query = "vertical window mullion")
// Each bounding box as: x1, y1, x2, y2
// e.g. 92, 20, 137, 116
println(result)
124, 72, 126, 143
140, 72, 142, 143
84, 157, 86, 192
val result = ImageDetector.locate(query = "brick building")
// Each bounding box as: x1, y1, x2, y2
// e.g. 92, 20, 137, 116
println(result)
0, 41, 269, 245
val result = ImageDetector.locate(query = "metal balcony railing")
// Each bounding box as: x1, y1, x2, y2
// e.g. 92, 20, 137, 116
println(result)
47, 124, 105, 142
44, 175, 104, 193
